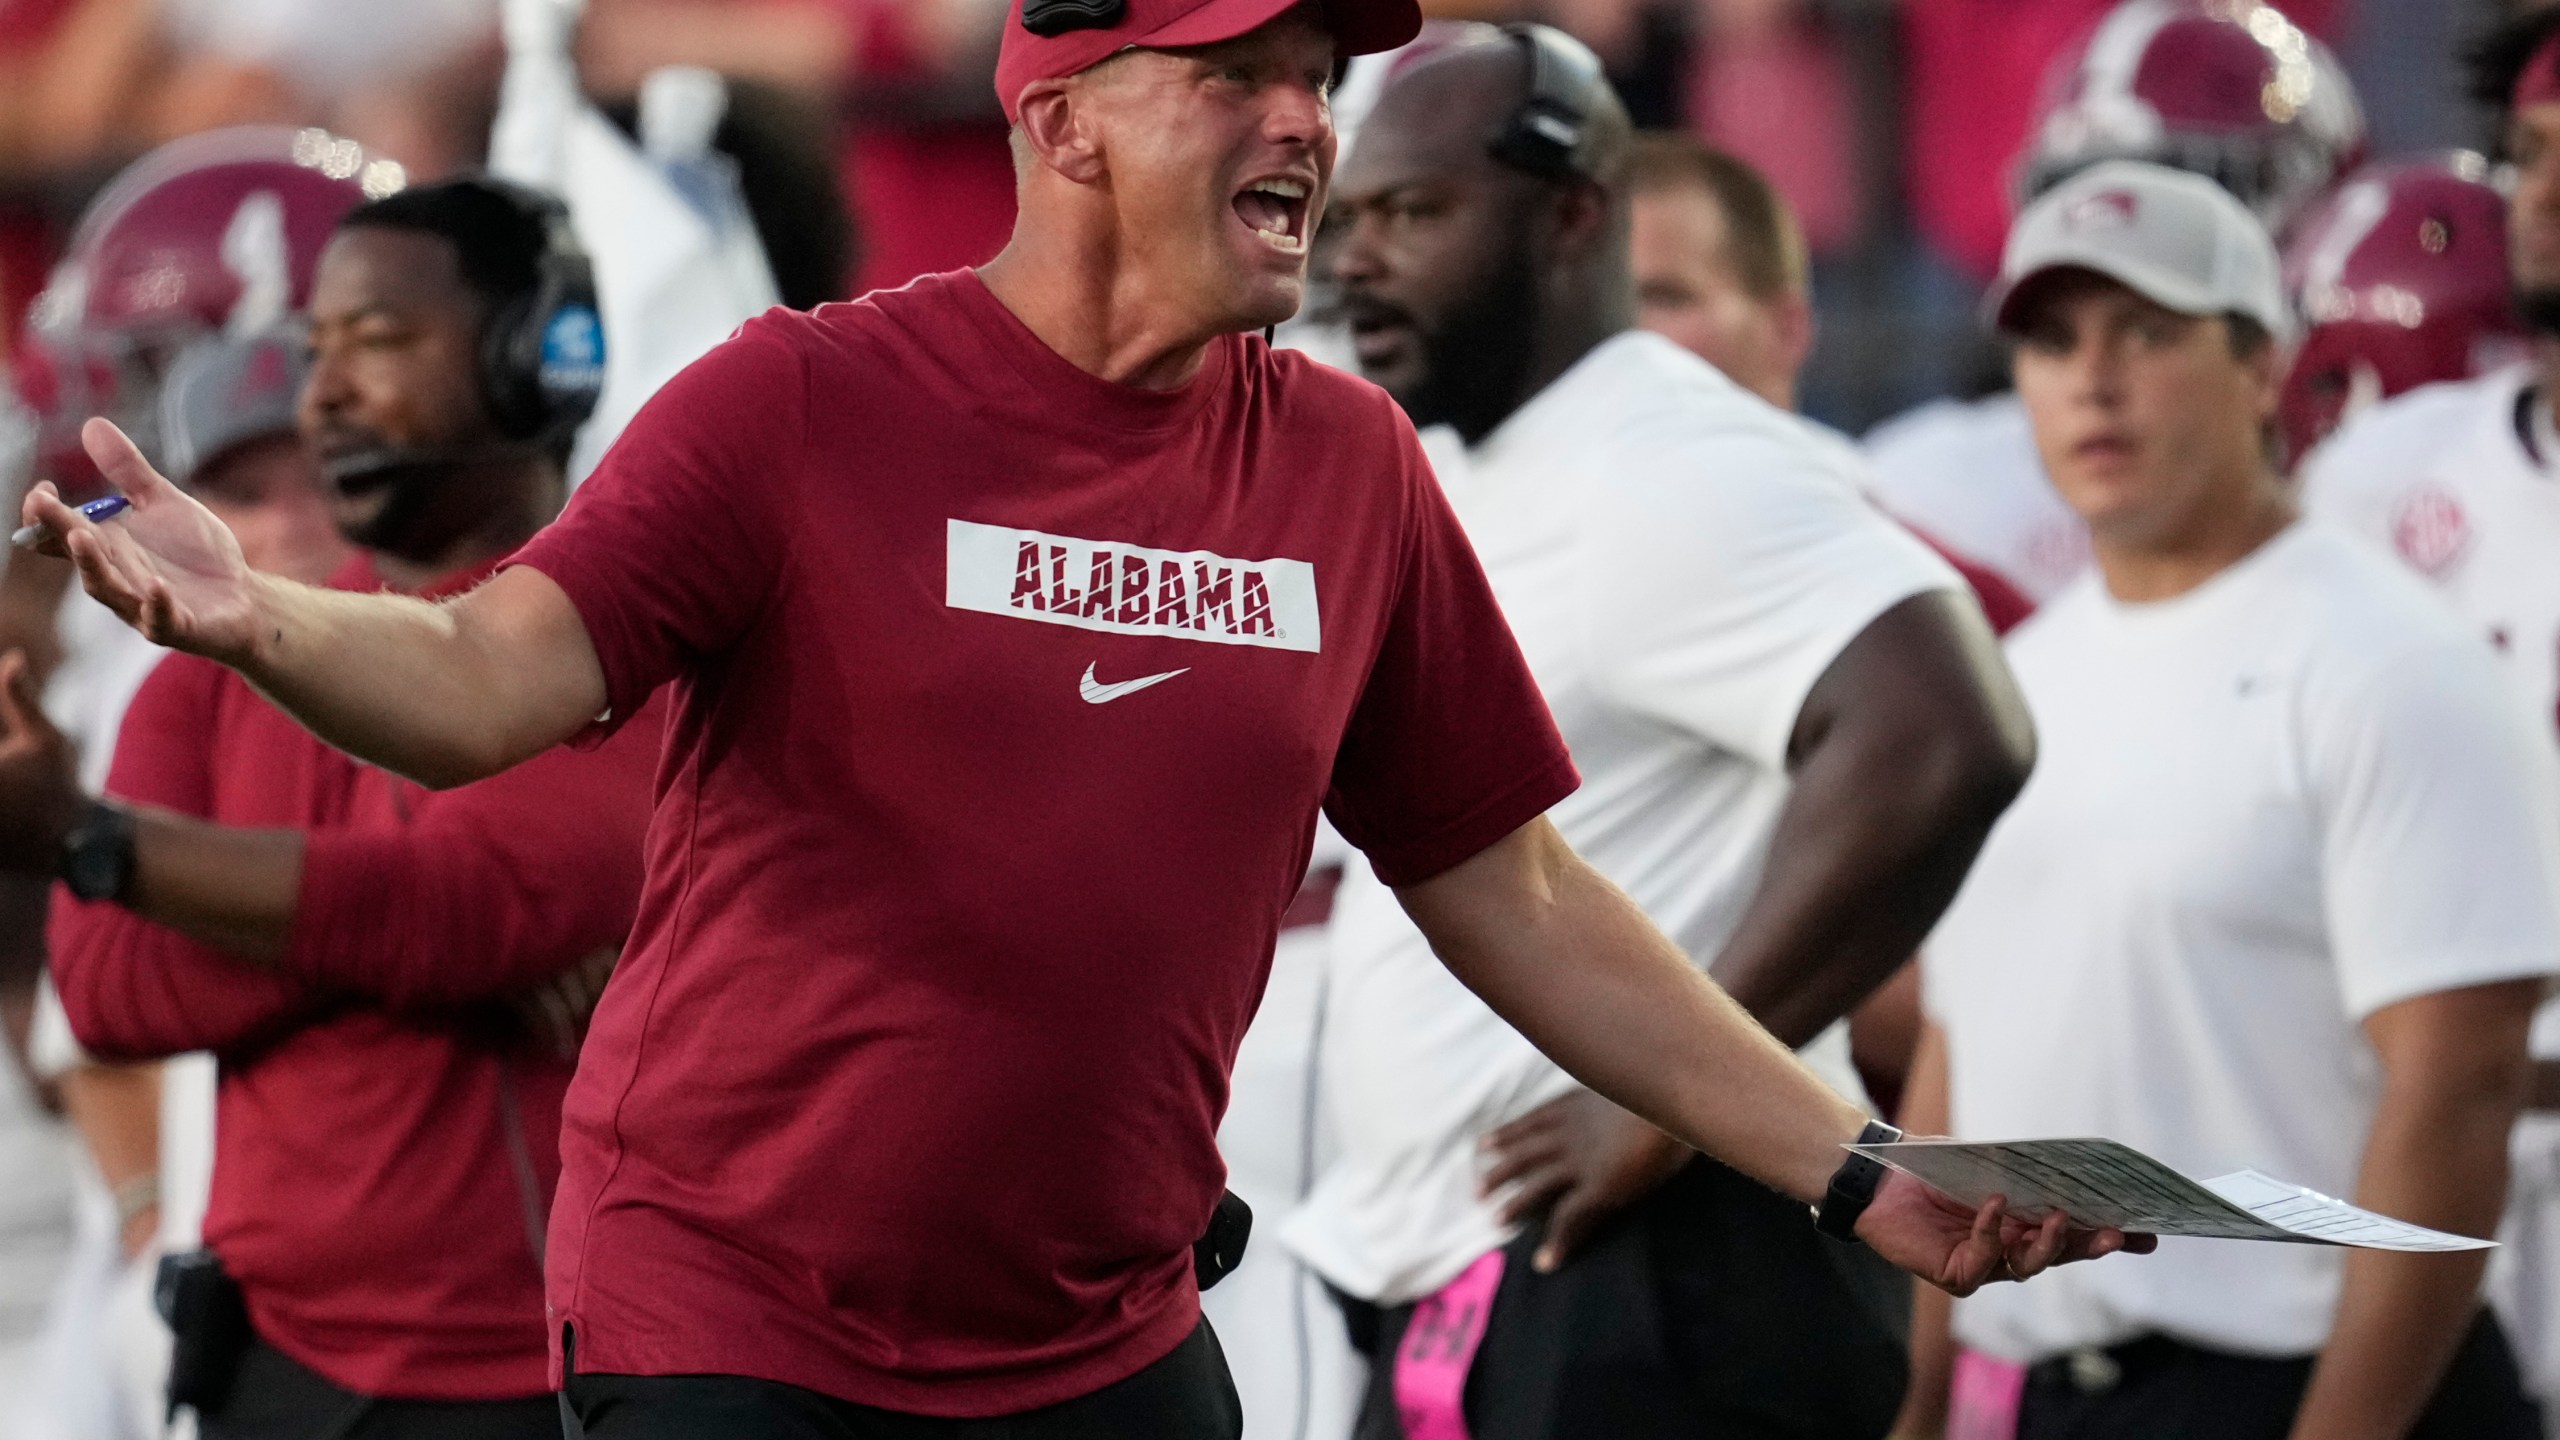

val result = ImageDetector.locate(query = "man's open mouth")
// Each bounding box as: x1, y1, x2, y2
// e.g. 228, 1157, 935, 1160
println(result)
1233, 177, 1312, 256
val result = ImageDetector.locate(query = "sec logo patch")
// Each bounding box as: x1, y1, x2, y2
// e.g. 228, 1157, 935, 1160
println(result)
2390, 488, 2471, 579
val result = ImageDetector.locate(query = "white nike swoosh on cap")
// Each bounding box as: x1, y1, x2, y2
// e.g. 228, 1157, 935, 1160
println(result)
1080, 662, 1190, 704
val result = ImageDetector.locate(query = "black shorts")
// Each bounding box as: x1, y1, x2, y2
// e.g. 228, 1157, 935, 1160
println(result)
1350, 1154, 1910, 1440
2015, 1310, 2541, 1440
195, 1340, 558, 1440
562, 1319, 1242, 1440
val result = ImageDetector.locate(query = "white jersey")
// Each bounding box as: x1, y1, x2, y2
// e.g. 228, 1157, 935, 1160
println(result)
1282, 331, 1960, 1305
1929, 524, 2560, 1362
2298, 366, 2560, 762
1864, 393, 2091, 603
2299, 365, 2560, 1407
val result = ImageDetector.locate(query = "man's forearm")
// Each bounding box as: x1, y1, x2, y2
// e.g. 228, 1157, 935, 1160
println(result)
1401, 818, 1867, 1205
232, 571, 585, 789
2289, 1000, 2528, 1440
1713, 591, 2031, 1046
1711, 757, 2009, 1047
56, 1060, 162, 1257
126, 809, 301, 961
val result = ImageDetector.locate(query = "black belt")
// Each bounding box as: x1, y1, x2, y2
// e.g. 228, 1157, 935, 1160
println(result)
2025, 1333, 2305, 1397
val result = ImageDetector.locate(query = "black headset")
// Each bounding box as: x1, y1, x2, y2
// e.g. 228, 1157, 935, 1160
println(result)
463, 178, 605, 444
1487, 23, 1610, 184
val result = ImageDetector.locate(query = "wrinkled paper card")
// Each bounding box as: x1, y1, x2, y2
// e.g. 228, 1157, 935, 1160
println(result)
1849, 1138, 2491, 1252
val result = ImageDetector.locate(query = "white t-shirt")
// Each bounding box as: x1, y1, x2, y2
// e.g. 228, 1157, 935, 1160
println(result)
1927, 522, 2560, 1363
1865, 393, 2091, 604
1281, 330, 1962, 1305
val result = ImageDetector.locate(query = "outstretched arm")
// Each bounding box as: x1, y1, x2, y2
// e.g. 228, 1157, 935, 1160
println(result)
0, 647, 649, 1023
1480, 591, 2032, 1266
26, 420, 604, 788
1399, 817, 2147, 1295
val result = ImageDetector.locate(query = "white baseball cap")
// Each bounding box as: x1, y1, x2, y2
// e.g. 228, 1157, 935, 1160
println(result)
1985, 160, 2295, 343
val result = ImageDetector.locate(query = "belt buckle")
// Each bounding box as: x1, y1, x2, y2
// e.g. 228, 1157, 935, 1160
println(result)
2065, 1347, 2123, 1394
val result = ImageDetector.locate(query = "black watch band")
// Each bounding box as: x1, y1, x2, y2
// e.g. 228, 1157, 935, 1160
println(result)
58, 800, 138, 904
1813, 1120, 1904, 1243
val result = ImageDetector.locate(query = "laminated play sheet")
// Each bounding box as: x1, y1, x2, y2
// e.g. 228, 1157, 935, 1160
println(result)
1850, 1137, 2492, 1252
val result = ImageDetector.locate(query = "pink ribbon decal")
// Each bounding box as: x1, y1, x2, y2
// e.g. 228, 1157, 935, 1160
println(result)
1948, 1347, 2026, 1440
1393, 1249, 1507, 1440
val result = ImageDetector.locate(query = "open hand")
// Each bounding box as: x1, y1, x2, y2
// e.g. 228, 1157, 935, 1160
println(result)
1481, 1087, 1692, 1271
1858, 1166, 2156, 1296
0, 650, 85, 873
22, 420, 262, 665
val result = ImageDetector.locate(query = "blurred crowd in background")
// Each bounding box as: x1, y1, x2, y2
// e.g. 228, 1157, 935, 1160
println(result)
0, 0, 2510, 434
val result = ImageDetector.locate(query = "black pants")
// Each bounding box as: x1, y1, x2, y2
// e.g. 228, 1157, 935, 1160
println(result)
1350, 1155, 1910, 1440
194, 1340, 558, 1440
562, 1320, 1242, 1440
2017, 1310, 2542, 1440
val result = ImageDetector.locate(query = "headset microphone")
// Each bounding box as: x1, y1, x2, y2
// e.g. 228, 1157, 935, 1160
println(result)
320, 442, 528, 490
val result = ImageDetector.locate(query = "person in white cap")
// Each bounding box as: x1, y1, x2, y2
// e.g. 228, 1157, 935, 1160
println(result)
1862, 0, 2367, 608
1898, 159, 2560, 1440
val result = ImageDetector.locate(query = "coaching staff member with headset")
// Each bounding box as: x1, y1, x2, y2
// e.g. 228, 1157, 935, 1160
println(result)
27, 0, 2144, 1432
0, 179, 657, 1439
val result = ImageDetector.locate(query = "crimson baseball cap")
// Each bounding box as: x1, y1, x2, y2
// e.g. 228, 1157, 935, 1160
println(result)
994, 0, 1421, 123
1986, 160, 2295, 343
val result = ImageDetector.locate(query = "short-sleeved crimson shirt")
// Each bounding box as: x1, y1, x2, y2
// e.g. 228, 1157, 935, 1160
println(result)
510, 271, 1576, 1416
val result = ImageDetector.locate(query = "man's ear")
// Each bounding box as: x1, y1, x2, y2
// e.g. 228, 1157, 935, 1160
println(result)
1773, 291, 1816, 383
2244, 332, 2286, 423
1546, 180, 1613, 264
1016, 80, 1109, 186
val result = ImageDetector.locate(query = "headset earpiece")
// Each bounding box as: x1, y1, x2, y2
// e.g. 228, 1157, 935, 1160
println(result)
1487, 24, 1610, 184
465, 179, 604, 445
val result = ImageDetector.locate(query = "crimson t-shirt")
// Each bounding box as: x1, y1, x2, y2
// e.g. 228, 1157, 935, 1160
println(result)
511, 271, 1576, 1415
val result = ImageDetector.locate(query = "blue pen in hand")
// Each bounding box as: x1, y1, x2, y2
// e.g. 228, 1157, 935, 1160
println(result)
12, 494, 130, 550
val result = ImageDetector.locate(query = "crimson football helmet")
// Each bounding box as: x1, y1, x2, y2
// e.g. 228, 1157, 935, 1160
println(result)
12, 126, 405, 495
2278, 153, 2525, 463
2020, 0, 2366, 237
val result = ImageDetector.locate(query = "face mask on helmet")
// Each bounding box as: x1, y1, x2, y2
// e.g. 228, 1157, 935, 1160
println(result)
157, 325, 312, 487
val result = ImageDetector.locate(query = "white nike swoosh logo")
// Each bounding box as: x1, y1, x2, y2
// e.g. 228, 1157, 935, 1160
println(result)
1080, 663, 1189, 704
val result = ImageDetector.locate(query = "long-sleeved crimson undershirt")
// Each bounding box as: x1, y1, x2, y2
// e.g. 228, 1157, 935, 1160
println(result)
47, 555, 664, 1401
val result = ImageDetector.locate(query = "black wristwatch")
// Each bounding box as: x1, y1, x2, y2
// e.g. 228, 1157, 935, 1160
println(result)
58, 800, 137, 904
1813, 1120, 1904, 1243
